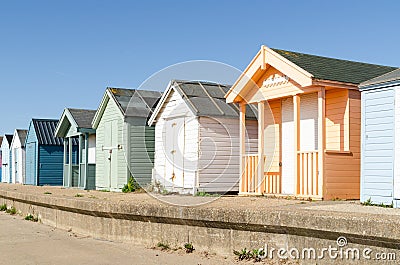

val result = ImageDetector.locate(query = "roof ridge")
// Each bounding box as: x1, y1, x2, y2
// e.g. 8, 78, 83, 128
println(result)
271, 48, 396, 68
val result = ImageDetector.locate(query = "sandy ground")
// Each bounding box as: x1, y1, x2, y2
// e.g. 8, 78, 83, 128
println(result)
0, 212, 235, 265
0, 212, 301, 265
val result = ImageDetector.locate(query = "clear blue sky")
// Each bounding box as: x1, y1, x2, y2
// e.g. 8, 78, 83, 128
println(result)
1, 0, 400, 135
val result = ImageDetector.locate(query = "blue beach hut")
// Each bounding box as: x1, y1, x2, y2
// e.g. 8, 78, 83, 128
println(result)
360, 68, 400, 207
25, 119, 77, 186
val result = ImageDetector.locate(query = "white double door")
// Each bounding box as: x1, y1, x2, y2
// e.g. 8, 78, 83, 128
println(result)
281, 93, 318, 194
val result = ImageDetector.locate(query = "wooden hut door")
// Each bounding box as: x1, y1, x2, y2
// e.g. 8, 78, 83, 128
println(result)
165, 117, 185, 190
25, 143, 36, 185
104, 120, 118, 189
281, 97, 295, 195
14, 148, 18, 183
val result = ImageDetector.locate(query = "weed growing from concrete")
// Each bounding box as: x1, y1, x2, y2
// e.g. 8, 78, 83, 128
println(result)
195, 191, 221, 197
361, 197, 393, 208
233, 248, 265, 262
0, 204, 7, 211
25, 214, 38, 222
122, 177, 141, 193
184, 243, 195, 253
6, 207, 17, 215
99, 189, 110, 192
74, 194, 84, 198
44, 192, 52, 195
157, 242, 170, 251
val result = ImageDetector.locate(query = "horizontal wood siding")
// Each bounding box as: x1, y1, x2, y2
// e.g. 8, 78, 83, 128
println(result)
129, 119, 155, 187
38, 145, 64, 186
199, 117, 258, 193
361, 88, 394, 205
324, 89, 361, 199
95, 98, 126, 190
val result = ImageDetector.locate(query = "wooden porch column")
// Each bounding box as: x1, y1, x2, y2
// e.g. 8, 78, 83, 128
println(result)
68, 137, 73, 187
318, 88, 326, 198
257, 101, 265, 194
293, 95, 300, 195
239, 102, 246, 194
63, 139, 67, 187
84, 133, 89, 190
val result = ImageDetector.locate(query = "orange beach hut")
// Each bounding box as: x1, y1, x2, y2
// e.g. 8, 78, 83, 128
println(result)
225, 46, 396, 200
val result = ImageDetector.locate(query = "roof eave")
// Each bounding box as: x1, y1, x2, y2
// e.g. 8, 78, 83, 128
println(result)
226, 45, 314, 103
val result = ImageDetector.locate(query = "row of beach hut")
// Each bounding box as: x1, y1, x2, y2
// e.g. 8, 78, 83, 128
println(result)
1, 45, 400, 207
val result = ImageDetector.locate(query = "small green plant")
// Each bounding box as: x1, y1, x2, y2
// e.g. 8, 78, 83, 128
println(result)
6, 207, 17, 215
99, 189, 110, 192
25, 214, 38, 222
233, 248, 265, 261
122, 177, 141, 193
233, 248, 252, 261
157, 242, 170, 251
361, 198, 373, 206
44, 192, 52, 195
184, 242, 195, 253
195, 191, 221, 197
361, 198, 393, 208
74, 194, 84, 198
0, 204, 7, 211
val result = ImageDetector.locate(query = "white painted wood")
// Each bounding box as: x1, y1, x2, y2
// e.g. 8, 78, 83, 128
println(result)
10, 132, 26, 184
152, 88, 259, 194
88, 134, 96, 164
300, 93, 318, 151
153, 89, 196, 194
281, 97, 295, 194
1, 137, 11, 183
394, 88, 400, 199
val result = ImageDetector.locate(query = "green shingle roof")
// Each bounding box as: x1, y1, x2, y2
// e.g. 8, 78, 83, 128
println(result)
272, 49, 397, 85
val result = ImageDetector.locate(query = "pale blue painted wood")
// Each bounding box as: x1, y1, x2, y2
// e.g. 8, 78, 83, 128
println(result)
361, 87, 395, 206
25, 121, 38, 185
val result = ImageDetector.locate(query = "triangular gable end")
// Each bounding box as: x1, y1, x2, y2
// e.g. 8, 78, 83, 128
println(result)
226, 45, 314, 103
55, 109, 79, 138
92, 89, 124, 129
147, 80, 197, 126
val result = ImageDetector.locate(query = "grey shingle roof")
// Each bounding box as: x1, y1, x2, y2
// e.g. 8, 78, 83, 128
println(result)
68, 108, 96, 129
272, 49, 397, 85
172, 80, 257, 119
360, 68, 400, 87
16, 129, 28, 147
108, 88, 163, 118
32, 119, 77, 146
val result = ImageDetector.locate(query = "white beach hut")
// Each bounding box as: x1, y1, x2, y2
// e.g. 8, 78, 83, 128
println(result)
148, 80, 258, 194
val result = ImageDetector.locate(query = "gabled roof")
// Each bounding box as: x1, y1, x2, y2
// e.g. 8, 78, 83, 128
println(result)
12, 129, 28, 147
32, 119, 66, 146
92, 87, 163, 128
55, 108, 96, 137
68, 108, 96, 129
148, 80, 257, 125
272, 49, 397, 85
359, 68, 400, 88
226, 45, 397, 103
